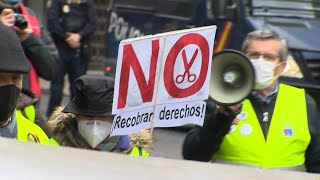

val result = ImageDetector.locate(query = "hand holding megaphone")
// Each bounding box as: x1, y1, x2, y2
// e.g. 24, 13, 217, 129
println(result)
203, 98, 242, 130
218, 103, 242, 117
209, 49, 255, 105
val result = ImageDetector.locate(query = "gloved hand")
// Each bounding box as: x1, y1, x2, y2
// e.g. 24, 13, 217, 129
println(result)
203, 98, 242, 135
217, 104, 242, 117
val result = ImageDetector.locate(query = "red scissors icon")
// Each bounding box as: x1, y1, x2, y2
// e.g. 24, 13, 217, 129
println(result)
175, 49, 198, 84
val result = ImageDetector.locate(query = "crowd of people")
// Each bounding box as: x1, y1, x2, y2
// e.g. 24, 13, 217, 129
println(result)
0, 0, 150, 156
0, 0, 319, 174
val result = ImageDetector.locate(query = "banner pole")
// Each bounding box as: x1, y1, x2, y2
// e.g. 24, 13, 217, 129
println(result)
150, 36, 168, 136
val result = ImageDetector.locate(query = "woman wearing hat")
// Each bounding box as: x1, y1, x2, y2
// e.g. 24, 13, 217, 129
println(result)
44, 74, 151, 156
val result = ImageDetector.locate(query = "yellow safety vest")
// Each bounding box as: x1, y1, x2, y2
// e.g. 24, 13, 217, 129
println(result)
15, 110, 51, 145
17, 104, 36, 123
129, 146, 149, 157
214, 84, 310, 169
49, 138, 60, 146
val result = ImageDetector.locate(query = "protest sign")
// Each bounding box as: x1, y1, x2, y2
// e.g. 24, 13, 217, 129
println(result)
111, 26, 216, 136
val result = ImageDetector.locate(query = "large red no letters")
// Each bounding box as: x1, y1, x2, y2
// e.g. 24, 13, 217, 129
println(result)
116, 33, 210, 110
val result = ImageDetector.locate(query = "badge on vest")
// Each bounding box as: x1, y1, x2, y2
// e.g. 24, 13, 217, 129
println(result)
63, 5, 70, 13
27, 133, 41, 143
229, 125, 236, 133
232, 112, 248, 125
240, 124, 252, 136
283, 127, 293, 137
236, 112, 248, 121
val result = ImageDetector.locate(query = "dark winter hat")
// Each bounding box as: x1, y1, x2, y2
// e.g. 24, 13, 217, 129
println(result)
62, 74, 115, 116
0, 0, 21, 9
0, 23, 30, 73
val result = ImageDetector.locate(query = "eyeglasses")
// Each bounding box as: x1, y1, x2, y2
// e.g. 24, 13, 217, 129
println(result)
246, 52, 280, 61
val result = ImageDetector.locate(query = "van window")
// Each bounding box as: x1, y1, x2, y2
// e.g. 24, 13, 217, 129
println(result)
252, 0, 320, 19
155, 0, 198, 19
113, 0, 197, 20
114, 0, 155, 10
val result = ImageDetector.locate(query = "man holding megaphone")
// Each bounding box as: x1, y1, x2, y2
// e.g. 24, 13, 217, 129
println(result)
183, 29, 320, 173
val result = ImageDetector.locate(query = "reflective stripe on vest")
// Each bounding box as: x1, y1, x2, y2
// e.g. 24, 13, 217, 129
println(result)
129, 146, 149, 157
17, 105, 36, 123
213, 84, 310, 169
16, 110, 51, 145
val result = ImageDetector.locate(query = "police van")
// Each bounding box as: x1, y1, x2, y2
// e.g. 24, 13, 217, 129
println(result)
105, 0, 320, 106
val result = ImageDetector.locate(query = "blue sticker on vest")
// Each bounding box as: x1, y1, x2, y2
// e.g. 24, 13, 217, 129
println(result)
283, 127, 293, 137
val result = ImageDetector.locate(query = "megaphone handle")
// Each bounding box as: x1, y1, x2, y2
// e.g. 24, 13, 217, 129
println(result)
217, 104, 242, 117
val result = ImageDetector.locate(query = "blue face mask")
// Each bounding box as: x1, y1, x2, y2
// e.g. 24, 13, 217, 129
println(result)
2, 0, 22, 5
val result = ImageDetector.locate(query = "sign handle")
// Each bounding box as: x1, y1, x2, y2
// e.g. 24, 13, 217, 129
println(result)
150, 36, 168, 135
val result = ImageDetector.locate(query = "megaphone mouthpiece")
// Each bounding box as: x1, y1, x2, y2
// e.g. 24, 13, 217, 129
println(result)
209, 49, 255, 105
224, 71, 238, 84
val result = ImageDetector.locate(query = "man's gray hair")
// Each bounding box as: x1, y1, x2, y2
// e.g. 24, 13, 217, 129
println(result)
241, 29, 289, 61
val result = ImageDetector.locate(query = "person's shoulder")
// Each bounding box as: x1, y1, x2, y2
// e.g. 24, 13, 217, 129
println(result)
129, 129, 153, 149
282, 84, 319, 110
17, 89, 39, 110
84, 0, 96, 5
45, 106, 75, 134
47, 0, 64, 7
22, 6, 37, 16
279, 83, 309, 95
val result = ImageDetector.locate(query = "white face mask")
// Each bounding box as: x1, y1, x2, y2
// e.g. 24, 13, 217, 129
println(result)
251, 58, 280, 90
78, 120, 113, 148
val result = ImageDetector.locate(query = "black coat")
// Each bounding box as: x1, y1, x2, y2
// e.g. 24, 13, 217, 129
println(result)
18, 6, 58, 90
47, 0, 97, 45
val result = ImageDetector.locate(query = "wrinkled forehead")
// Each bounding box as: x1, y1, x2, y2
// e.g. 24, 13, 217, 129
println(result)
247, 39, 282, 54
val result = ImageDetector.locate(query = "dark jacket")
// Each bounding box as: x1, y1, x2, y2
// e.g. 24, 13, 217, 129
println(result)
183, 84, 320, 173
17, 89, 39, 111
16, 89, 46, 124
19, 6, 58, 89
47, 0, 97, 46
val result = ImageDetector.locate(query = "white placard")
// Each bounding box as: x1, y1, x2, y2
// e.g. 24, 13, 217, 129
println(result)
156, 27, 216, 104
111, 26, 216, 135
111, 106, 154, 136
154, 100, 206, 127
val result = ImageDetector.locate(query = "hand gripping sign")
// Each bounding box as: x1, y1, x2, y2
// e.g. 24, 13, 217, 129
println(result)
111, 26, 216, 136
